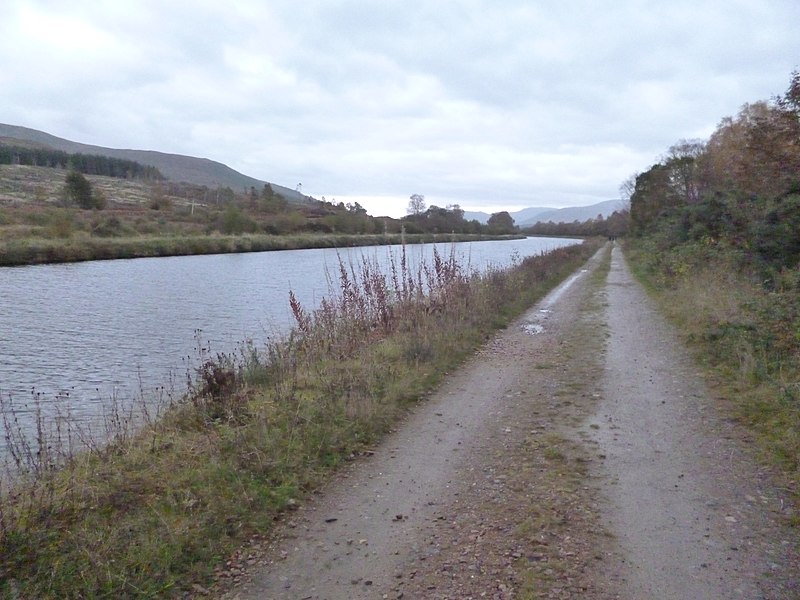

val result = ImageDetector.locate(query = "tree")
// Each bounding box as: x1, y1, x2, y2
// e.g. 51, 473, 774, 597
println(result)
260, 183, 288, 213
487, 211, 516, 234
221, 204, 256, 234
423, 204, 469, 233
64, 171, 95, 209
664, 139, 705, 204
407, 193, 426, 215
618, 173, 637, 210
701, 90, 800, 200
629, 165, 675, 234
446, 203, 464, 220
346, 201, 367, 215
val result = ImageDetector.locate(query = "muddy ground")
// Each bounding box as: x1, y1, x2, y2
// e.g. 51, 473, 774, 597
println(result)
212, 244, 798, 599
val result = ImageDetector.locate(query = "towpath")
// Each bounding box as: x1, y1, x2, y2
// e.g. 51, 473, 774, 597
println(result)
214, 243, 798, 599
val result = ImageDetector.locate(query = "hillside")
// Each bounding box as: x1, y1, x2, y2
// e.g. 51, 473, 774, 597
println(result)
0, 123, 306, 203
464, 199, 623, 226
522, 199, 623, 225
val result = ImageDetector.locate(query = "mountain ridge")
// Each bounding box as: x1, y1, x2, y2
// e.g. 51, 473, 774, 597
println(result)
0, 123, 307, 202
463, 199, 623, 226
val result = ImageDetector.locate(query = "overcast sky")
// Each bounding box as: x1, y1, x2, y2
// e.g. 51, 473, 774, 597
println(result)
2, 1, 798, 217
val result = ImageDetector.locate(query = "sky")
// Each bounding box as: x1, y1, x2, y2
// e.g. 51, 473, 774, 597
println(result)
1, 1, 799, 218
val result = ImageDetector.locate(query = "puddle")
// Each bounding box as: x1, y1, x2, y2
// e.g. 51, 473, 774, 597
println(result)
523, 323, 545, 335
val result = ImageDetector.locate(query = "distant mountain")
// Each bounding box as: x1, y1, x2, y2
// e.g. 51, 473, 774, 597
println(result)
0, 123, 306, 202
463, 200, 623, 226
517, 199, 623, 226
463, 208, 553, 223
510, 206, 559, 225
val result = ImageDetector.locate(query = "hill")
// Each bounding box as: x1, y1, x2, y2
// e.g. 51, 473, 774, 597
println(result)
463, 200, 623, 226
0, 123, 306, 203
520, 199, 623, 226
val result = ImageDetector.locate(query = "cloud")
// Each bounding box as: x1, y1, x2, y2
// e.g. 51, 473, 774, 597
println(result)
2, 0, 799, 217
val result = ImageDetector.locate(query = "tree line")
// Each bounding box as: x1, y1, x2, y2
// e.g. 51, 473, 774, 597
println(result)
403, 194, 519, 235
522, 210, 629, 239
209, 191, 522, 237
625, 71, 800, 278
0, 144, 164, 181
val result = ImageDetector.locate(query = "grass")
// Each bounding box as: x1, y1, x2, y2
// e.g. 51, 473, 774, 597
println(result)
0, 239, 602, 599
625, 238, 800, 490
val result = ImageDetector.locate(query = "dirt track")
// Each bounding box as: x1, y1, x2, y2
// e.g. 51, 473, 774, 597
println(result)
215, 243, 798, 599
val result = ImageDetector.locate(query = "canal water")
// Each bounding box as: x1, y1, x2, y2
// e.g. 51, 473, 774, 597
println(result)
0, 237, 578, 451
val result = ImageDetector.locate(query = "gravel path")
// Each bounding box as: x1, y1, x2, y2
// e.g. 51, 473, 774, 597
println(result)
584, 245, 798, 599
214, 243, 798, 599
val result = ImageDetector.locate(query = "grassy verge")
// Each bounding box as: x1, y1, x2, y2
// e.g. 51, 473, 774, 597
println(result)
0, 232, 525, 266
0, 239, 602, 598
624, 238, 799, 492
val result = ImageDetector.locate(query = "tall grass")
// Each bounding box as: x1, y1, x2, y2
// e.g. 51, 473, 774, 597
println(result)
0, 239, 600, 598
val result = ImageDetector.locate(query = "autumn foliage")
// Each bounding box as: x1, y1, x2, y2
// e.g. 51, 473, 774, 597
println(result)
625, 71, 800, 485
628, 71, 800, 278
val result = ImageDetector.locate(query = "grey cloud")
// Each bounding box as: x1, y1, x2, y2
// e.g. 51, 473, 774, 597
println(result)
1, 0, 799, 215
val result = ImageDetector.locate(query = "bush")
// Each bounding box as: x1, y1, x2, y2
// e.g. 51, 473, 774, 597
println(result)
220, 205, 257, 234
63, 171, 93, 208
751, 194, 800, 276
63, 171, 106, 210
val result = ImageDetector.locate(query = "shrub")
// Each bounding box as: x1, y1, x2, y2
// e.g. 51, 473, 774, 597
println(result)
63, 171, 93, 209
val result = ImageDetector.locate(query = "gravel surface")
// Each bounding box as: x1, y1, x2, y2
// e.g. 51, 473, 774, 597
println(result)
584, 245, 798, 599
212, 243, 798, 600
